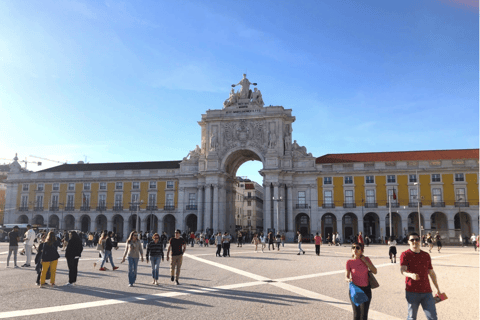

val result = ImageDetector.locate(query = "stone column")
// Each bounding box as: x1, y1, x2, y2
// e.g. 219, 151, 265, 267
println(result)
178, 187, 186, 232
264, 183, 271, 232
75, 217, 81, 231
197, 185, 204, 232
287, 184, 294, 233
158, 217, 164, 234
212, 184, 219, 232
279, 184, 286, 232
107, 218, 113, 233
423, 219, 431, 231
309, 184, 318, 234
273, 183, 279, 233
402, 217, 409, 238
123, 217, 130, 242
380, 218, 386, 242
447, 219, 455, 238
357, 218, 364, 235
219, 184, 227, 232
204, 185, 212, 231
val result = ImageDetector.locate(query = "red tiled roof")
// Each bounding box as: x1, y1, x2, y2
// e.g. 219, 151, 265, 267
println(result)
315, 149, 479, 164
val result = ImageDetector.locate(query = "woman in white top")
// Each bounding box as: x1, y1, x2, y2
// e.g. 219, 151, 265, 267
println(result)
260, 233, 266, 253
388, 236, 397, 263
94, 232, 107, 270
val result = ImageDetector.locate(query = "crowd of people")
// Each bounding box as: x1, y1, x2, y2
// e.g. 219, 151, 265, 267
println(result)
5, 225, 479, 319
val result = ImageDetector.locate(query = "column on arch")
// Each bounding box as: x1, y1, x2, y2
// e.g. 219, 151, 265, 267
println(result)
336, 217, 343, 240
309, 184, 318, 234
264, 183, 271, 231
204, 185, 212, 231
123, 215, 130, 241
212, 184, 219, 232
178, 187, 186, 232
273, 183, 279, 233
218, 184, 227, 232
286, 184, 294, 233
107, 218, 113, 233
197, 185, 204, 232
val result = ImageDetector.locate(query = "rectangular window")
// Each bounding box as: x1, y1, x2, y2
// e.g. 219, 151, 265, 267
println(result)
167, 181, 174, 189
366, 189, 375, 203
37, 183, 44, 191
409, 174, 417, 183
132, 182, 140, 190
365, 176, 374, 184
247, 220, 251, 227
148, 194, 156, 206
344, 176, 353, 184
115, 182, 123, 190
345, 190, 353, 203
83, 183, 91, 191
21, 195, 28, 207
432, 174, 441, 182
324, 190, 332, 204
149, 181, 157, 189
387, 175, 396, 183
115, 194, 123, 206
387, 189, 397, 203
67, 195, 74, 207
82, 194, 90, 207
324, 177, 332, 185
68, 183, 75, 191
247, 192, 252, 197
455, 173, 464, 182
456, 188, 465, 201
22, 184, 29, 191
247, 210, 252, 216
99, 182, 107, 190
36, 195, 43, 207
51, 195, 59, 207
166, 194, 174, 206
432, 188, 442, 202
409, 188, 418, 202
189, 193, 196, 205
298, 191, 306, 204
247, 201, 252, 206
98, 194, 106, 207
52, 183, 59, 191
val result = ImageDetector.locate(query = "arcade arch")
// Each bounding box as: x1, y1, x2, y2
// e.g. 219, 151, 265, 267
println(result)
363, 212, 380, 241
17, 215, 29, 224
342, 213, 358, 241
407, 212, 425, 234
164, 214, 176, 236
80, 215, 91, 233
185, 214, 197, 233
385, 212, 402, 239
295, 213, 310, 237
96, 214, 107, 232
32, 215, 44, 227
431, 212, 448, 232
321, 213, 337, 239
146, 214, 159, 234
454, 212, 471, 236
113, 215, 124, 239
64, 215, 75, 230
49, 214, 59, 230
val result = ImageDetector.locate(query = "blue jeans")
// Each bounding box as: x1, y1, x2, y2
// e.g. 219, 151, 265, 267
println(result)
405, 291, 437, 320
101, 250, 115, 269
150, 256, 161, 280
128, 257, 139, 285
143, 240, 147, 249
298, 242, 304, 253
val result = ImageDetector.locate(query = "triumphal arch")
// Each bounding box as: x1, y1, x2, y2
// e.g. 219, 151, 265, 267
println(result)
179, 74, 316, 239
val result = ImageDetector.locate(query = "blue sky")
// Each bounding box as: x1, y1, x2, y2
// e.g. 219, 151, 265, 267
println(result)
1, 0, 478, 184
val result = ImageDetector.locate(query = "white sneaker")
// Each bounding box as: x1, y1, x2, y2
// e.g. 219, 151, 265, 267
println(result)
65, 283, 73, 286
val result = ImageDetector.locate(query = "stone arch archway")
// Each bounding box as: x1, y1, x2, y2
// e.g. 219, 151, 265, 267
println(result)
407, 212, 425, 234
145, 214, 158, 234
80, 215, 91, 233
363, 212, 380, 242
385, 212, 402, 239
32, 215, 44, 227
454, 212, 471, 237
321, 213, 337, 241
95, 214, 107, 232
185, 214, 197, 233
64, 215, 75, 230
295, 213, 310, 237
342, 213, 358, 242
49, 214, 60, 230
431, 212, 448, 232
164, 214, 176, 236
113, 215, 124, 239
17, 215, 29, 224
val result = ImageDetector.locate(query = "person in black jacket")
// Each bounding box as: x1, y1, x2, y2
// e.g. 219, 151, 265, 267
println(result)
40, 231, 61, 287
35, 233, 48, 286
65, 231, 83, 286
99, 231, 119, 271
146, 233, 164, 285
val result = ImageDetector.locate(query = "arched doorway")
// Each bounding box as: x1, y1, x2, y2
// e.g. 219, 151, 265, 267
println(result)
96, 214, 107, 232
342, 213, 358, 242
80, 215, 91, 233
49, 214, 59, 230
64, 215, 75, 231
407, 212, 425, 234
164, 214, 176, 236
186, 214, 197, 233
17, 215, 29, 224
129, 214, 138, 232
295, 213, 310, 237
145, 214, 159, 234
431, 212, 448, 232
363, 212, 380, 242
385, 212, 402, 239
32, 215, 44, 227
454, 212, 471, 237
113, 215, 124, 239
321, 213, 337, 241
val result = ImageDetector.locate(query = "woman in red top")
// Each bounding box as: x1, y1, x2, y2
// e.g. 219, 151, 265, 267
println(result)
314, 233, 322, 256
345, 242, 377, 320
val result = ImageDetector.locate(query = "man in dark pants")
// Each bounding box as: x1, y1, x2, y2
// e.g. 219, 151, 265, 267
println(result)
65, 231, 83, 285
222, 232, 231, 257
215, 232, 223, 257
166, 229, 186, 285
7, 226, 20, 268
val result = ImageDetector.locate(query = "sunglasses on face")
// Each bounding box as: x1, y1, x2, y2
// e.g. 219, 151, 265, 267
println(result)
352, 246, 361, 250
409, 238, 420, 242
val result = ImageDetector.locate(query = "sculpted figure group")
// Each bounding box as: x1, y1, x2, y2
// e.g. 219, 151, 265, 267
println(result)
223, 74, 263, 108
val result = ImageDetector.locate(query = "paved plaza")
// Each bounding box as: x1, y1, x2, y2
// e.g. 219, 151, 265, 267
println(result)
0, 242, 478, 319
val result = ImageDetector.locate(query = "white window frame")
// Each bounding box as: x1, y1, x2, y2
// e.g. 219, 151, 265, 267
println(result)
21, 195, 28, 207
431, 174, 441, 183
455, 188, 465, 201
115, 182, 123, 190
149, 181, 157, 189
52, 183, 60, 191
409, 188, 418, 202
387, 175, 396, 183
36, 195, 43, 207
344, 176, 353, 184
83, 182, 91, 191
387, 188, 398, 204
323, 177, 332, 185
132, 182, 140, 190
365, 176, 374, 184
166, 181, 174, 189
455, 173, 464, 182
298, 191, 306, 204
366, 189, 375, 204
99, 182, 107, 190
98, 194, 106, 207
324, 190, 333, 204
345, 190, 354, 204
409, 174, 417, 183
22, 184, 29, 191
115, 194, 123, 207
82, 194, 90, 207
51, 194, 59, 207
37, 183, 44, 191
68, 183, 75, 191
189, 193, 196, 206
166, 193, 174, 206
432, 188, 442, 202
148, 194, 156, 206
67, 195, 75, 208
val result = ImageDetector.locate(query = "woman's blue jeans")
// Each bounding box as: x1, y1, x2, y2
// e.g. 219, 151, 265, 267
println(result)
150, 256, 161, 280
128, 257, 139, 285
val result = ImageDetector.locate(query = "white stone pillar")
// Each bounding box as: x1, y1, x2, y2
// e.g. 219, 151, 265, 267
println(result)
273, 183, 279, 233
358, 218, 364, 235
309, 184, 318, 234
279, 184, 286, 232
219, 184, 227, 232
204, 185, 212, 231
401, 217, 408, 238
287, 184, 294, 232
75, 216, 81, 231
447, 219, 455, 238
197, 185, 204, 232
123, 217, 130, 241
336, 218, 343, 238
264, 183, 271, 231
380, 218, 386, 242
178, 187, 186, 232
212, 184, 219, 232
107, 218, 113, 233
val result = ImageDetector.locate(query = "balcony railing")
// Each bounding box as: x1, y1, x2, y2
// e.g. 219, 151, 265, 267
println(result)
80, 206, 90, 211
146, 205, 158, 211
49, 206, 59, 212
96, 206, 107, 211
19, 206, 29, 212
454, 201, 469, 207
186, 205, 198, 210
386, 202, 400, 208
113, 206, 124, 211
408, 202, 422, 208
322, 203, 335, 209
343, 203, 356, 208
296, 203, 309, 209
364, 202, 377, 208
431, 201, 445, 207
129, 205, 140, 211
164, 205, 175, 211
65, 206, 75, 211
34, 206, 44, 212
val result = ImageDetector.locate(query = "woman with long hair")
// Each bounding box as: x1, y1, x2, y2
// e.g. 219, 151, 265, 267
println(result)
39, 231, 61, 288
345, 242, 377, 320
122, 231, 144, 287
146, 233, 164, 285
65, 231, 83, 286
94, 231, 107, 270
34, 233, 47, 286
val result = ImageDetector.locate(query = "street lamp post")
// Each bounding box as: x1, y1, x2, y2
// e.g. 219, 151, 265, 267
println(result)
413, 175, 422, 242
388, 194, 392, 238
272, 196, 282, 234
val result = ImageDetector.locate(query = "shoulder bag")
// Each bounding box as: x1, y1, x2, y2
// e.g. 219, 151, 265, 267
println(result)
361, 257, 379, 289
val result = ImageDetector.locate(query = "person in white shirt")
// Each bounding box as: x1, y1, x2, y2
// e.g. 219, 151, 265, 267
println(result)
388, 236, 397, 263
260, 233, 266, 253
22, 225, 36, 267
471, 234, 477, 251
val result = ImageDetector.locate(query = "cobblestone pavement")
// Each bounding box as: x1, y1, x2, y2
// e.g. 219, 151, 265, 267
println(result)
0, 242, 478, 319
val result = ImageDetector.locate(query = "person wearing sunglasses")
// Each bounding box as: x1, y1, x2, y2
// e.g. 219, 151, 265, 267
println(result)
166, 229, 186, 285
146, 233, 164, 285
400, 232, 442, 320
345, 242, 377, 320
122, 231, 144, 287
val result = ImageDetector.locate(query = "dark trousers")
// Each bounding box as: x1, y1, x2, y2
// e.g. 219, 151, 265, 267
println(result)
350, 285, 372, 320
268, 242, 274, 250
223, 243, 230, 256
315, 245, 320, 255
216, 244, 222, 256
67, 257, 79, 284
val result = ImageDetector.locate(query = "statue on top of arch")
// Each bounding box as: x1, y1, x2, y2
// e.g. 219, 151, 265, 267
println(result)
223, 74, 264, 108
